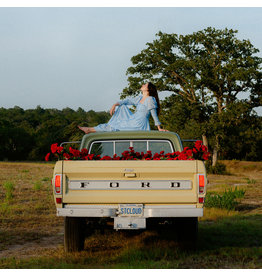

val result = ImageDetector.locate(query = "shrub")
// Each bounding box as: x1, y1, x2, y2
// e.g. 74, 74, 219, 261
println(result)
246, 178, 257, 184
3, 181, 15, 201
41, 177, 50, 182
205, 187, 245, 210
33, 182, 43, 191
206, 161, 228, 175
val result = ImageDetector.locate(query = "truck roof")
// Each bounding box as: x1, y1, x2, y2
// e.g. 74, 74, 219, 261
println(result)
80, 131, 183, 151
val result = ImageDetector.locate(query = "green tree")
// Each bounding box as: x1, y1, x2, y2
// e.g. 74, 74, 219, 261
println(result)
0, 119, 33, 161
122, 27, 262, 165
0, 105, 111, 161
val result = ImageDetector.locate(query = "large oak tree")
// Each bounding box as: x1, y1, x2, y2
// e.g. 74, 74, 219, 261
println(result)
122, 27, 262, 165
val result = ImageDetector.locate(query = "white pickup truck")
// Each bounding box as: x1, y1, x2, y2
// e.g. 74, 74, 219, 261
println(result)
52, 131, 207, 252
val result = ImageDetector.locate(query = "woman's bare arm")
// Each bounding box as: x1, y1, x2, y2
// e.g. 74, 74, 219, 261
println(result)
110, 102, 120, 116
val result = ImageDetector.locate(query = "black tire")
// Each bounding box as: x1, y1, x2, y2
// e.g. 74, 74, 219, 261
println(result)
175, 217, 198, 250
64, 217, 85, 252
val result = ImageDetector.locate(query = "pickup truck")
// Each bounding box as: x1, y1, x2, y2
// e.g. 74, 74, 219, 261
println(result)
52, 131, 207, 252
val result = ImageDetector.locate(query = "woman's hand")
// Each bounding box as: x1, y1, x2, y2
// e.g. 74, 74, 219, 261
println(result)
157, 125, 169, 132
110, 105, 116, 116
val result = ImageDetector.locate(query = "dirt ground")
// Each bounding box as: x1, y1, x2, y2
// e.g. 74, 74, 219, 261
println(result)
0, 160, 261, 265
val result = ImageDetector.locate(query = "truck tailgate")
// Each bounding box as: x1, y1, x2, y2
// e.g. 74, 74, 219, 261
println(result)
56, 160, 200, 204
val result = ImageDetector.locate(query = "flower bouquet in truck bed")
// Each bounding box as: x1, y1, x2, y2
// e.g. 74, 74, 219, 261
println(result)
45, 140, 210, 162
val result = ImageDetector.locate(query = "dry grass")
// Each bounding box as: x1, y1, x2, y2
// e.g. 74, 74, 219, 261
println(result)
0, 162, 64, 253
207, 160, 262, 215
200, 207, 238, 221
0, 160, 261, 268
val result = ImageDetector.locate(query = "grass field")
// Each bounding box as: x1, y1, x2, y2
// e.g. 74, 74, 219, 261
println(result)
0, 160, 261, 268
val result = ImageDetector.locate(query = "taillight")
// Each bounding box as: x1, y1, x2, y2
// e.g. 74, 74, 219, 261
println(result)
199, 197, 204, 203
56, 198, 62, 204
198, 174, 205, 194
54, 174, 62, 194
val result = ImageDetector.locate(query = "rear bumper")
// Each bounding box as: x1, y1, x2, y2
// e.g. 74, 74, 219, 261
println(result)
57, 204, 203, 218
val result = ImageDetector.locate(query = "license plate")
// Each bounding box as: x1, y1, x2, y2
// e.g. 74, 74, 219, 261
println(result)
114, 217, 146, 229
118, 204, 143, 217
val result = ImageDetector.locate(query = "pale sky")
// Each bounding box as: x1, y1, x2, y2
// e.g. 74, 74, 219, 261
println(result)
0, 6, 261, 114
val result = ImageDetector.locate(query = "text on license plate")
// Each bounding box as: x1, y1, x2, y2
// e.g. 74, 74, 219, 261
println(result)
118, 204, 143, 217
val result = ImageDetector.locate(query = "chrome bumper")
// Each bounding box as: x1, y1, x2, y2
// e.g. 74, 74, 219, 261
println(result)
57, 204, 203, 217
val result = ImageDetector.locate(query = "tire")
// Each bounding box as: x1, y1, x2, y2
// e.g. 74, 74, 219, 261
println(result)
64, 217, 85, 252
175, 217, 198, 250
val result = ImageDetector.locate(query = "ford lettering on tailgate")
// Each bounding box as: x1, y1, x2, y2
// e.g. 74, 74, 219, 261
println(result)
69, 180, 192, 190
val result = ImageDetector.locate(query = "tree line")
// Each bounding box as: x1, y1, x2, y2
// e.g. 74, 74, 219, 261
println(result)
0, 106, 110, 161
0, 103, 261, 162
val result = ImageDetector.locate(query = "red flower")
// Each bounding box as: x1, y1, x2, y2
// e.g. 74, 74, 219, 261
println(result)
194, 140, 203, 151
81, 148, 88, 155
101, 155, 112, 160
202, 152, 210, 160
57, 147, 63, 154
69, 147, 81, 158
51, 143, 58, 154
95, 155, 101, 160
63, 153, 71, 160
178, 153, 189, 160
45, 153, 50, 161
87, 154, 94, 160
46, 140, 211, 162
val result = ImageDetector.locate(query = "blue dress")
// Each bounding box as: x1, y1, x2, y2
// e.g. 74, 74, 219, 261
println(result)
94, 95, 161, 131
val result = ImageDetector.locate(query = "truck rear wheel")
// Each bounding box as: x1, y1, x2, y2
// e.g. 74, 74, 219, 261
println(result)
64, 217, 85, 252
175, 217, 198, 250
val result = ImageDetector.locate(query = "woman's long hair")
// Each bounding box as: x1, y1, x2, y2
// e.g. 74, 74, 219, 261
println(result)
148, 82, 160, 116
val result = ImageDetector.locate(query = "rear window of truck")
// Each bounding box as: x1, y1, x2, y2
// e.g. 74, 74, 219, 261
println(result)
89, 140, 174, 157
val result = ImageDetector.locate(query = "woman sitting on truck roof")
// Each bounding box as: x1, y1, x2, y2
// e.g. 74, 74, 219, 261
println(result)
78, 82, 168, 134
